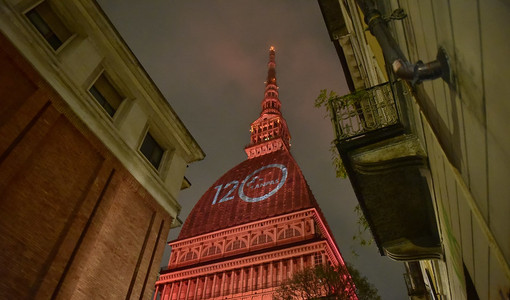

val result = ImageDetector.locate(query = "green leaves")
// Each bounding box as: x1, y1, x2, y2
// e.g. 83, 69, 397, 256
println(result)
315, 89, 348, 179
330, 142, 347, 179
345, 263, 382, 300
315, 88, 368, 111
314, 89, 338, 111
273, 264, 355, 300
273, 264, 380, 300
351, 204, 374, 257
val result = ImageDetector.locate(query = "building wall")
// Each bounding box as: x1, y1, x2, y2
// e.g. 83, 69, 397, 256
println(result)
0, 0, 204, 298
0, 32, 172, 299
0, 0, 204, 218
155, 209, 352, 300
325, 0, 510, 298
385, 0, 510, 298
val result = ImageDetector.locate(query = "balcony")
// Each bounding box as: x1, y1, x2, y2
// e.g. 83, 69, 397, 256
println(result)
328, 81, 442, 261
329, 81, 402, 143
403, 262, 433, 299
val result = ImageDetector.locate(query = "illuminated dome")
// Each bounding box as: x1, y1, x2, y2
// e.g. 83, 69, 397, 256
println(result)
178, 149, 320, 239
155, 47, 358, 300
178, 46, 322, 240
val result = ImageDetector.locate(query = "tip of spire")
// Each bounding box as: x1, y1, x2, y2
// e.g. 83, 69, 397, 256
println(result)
269, 46, 275, 51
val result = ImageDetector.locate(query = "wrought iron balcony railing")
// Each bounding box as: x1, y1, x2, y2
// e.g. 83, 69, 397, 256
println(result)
328, 81, 401, 142
327, 80, 442, 261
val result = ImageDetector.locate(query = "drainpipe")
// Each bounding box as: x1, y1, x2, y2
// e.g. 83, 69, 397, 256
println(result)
355, 0, 450, 85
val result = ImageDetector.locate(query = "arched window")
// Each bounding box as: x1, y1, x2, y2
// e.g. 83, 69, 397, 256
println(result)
278, 228, 301, 240
252, 234, 273, 246
180, 251, 198, 262
202, 245, 221, 257
225, 239, 246, 252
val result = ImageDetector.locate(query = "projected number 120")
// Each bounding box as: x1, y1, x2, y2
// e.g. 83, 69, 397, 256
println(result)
212, 164, 288, 205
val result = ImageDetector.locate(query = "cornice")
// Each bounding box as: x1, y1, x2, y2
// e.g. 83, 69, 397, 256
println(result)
157, 240, 330, 283
310, 208, 345, 265
0, 0, 204, 218
170, 209, 316, 248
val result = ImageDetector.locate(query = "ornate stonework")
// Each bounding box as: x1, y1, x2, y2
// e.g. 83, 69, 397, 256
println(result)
245, 46, 290, 159
154, 47, 356, 300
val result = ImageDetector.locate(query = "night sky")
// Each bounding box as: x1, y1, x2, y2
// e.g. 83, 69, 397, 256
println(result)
97, 1, 407, 298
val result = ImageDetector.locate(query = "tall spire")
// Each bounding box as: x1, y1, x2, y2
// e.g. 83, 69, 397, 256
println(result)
245, 46, 291, 159
261, 46, 281, 115
262, 46, 282, 114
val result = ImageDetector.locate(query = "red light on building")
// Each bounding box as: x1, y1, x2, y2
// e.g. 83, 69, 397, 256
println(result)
154, 48, 357, 300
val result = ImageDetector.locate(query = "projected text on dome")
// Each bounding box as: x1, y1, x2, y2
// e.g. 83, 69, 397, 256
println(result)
211, 164, 288, 205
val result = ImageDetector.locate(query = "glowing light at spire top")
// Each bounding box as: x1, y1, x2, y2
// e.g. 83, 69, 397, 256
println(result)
270, 46, 275, 51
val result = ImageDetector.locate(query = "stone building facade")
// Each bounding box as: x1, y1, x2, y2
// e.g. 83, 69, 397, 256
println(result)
318, 0, 510, 298
153, 48, 357, 300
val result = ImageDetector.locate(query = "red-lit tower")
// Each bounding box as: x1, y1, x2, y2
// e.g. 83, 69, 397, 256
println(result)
154, 47, 357, 300
245, 46, 291, 159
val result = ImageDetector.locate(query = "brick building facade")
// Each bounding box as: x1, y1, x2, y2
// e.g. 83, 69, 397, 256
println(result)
0, 1, 204, 299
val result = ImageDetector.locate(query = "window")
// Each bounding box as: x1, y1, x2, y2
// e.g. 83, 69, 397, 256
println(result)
278, 227, 300, 240
89, 73, 123, 117
140, 131, 164, 169
202, 245, 221, 257
180, 251, 198, 262
252, 234, 273, 246
225, 240, 246, 252
25, 1, 71, 50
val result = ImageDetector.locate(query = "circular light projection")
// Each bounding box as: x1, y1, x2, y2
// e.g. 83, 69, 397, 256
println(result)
238, 164, 288, 203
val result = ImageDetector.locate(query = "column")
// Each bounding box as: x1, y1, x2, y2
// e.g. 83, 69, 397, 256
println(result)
278, 260, 283, 284
249, 266, 254, 291
230, 270, 236, 295
258, 264, 263, 289
300, 256, 304, 270
154, 285, 162, 300
240, 268, 245, 293
263, 264, 267, 288
219, 272, 225, 296
290, 258, 294, 275
211, 274, 217, 297
167, 282, 174, 300
202, 276, 208, 299
193, 277, 199, 300
227, 271, 232, 295
269, 263, 273, 288
185, 279, 191, 299
285, 260, 289, 282
177, 281, 183, 300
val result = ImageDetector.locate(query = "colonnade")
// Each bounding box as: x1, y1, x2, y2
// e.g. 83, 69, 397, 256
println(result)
154, 253, 325, 300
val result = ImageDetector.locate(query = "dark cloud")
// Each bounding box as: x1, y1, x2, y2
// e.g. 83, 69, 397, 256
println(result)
98, 1, 407, 299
